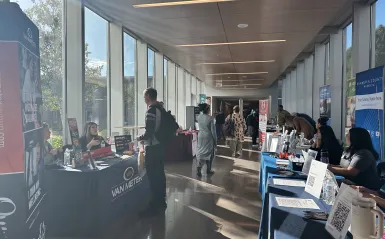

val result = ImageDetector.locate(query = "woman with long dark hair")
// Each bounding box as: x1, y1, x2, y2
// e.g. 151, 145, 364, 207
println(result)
196, 103, 217, 177
79, 122, 109, 152
328, 127, 381, 190
311, 125, 343, 165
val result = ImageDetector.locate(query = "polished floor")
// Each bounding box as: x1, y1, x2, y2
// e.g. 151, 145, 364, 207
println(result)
51, 139, 262, 239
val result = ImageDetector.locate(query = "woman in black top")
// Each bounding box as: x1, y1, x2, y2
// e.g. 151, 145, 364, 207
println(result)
79, 122, 109, 152
311, 125, 343, 165
328, 127, 381, 190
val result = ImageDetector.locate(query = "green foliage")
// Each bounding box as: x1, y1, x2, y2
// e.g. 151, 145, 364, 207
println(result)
49, 135, 63, 149
24, 0, 103, 112
99, 129, 107, 138
375, 24, 385, 67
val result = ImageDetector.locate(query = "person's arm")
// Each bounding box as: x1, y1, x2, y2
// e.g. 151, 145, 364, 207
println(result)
210, 118, 217, 146
328, 150, 371, 177
328, 165, 360, 177
138, 107, 156, 141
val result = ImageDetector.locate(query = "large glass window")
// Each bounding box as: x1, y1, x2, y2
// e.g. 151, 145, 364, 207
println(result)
345, 24, 353, 79
163, 58, 168, 108
16, 0, 64, 147
84, 8, 108, 137
147, 48, 154, 88
123, 33, 136, 127
374, 0, 385, 67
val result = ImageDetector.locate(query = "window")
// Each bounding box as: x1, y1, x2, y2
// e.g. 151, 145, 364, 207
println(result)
163, 58, 168, 108
345, 24, 353, 80
84, 8, 108, 137
123, 33, 136, 127
147, 48, 154, 88
374, 0, 385, 67
16, 0, 64, 147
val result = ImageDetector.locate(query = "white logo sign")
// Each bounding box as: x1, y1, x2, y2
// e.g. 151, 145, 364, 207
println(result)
123, 167, 134, 181
27, 28, 32, 39
0, 197, 17, 238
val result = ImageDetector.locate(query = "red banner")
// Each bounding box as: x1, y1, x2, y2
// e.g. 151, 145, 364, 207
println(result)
259, 99, 269, 143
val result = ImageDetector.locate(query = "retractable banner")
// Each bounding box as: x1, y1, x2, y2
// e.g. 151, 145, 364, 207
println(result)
319, 85, 331, 124
199, 94, 206, 104
0, 2, 46, 238
259, 99, 269, 143
355, 66, 384, 160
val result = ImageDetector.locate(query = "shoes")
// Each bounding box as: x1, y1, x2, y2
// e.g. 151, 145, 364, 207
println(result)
197, 168, 202, 177
236, 151, 241, 156
206, 170, 214, 175
232, 153, 236, 157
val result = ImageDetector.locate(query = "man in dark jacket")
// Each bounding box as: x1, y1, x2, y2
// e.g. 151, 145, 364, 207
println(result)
215, 111, 226, 140
138, 88, 166, 216
246, 110, 258, 145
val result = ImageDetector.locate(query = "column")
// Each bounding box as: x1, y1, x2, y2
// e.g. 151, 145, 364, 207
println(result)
64, 0, 83, 142
353, 3, 371, 74
177, 67, 185, 127
154, 52, 164, 102
167, 61, 176, 115
239, 98, 243, 117
290, 69, 297, 113
185, 73, 192, 106
297, 62, 305, 113
313, 43, 326, 120
330, 30, 344, 139
191, 76, 197, 105
286, 72, 291, 111
282, 77, 286, 110
304, 55, 314, 117
109, 23, 124, 135
137, 40, 147, 126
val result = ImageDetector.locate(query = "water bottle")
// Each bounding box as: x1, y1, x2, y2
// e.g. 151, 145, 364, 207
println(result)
101, 138, 106, 148
64, 149, 71, 165
322, 177, 336, 205
320, 149, 329, 164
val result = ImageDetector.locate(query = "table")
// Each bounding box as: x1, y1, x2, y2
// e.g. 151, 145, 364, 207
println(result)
165, 134, 194, 162
260, 178, 352, 239
43, 155, 150, 238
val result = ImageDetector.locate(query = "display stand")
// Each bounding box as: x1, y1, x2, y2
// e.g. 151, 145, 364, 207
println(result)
0, 2, 46, 238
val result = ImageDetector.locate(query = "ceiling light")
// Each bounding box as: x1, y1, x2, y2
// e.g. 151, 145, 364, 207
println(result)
133, 0, 234, 8
237, 23, 248, 28
176, 40, 286, 47
221, 84, 262, 87
209, 79, 264, 81
207, 72, 268, 76
197, 60, 275, 65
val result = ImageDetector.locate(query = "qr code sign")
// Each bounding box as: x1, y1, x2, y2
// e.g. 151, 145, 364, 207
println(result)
331, 202, 350, 232
308, 175, 315, 187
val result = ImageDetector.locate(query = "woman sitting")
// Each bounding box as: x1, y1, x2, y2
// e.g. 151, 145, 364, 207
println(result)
310, 124, 343, 165
79, 122, 109, 152
328, 127, 382, 190
316, 117, 328, 129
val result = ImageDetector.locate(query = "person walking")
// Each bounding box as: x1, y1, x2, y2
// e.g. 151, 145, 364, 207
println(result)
215, 111, 226, 140
246, 109, 258, 146
226, 105, 246, 157
196, 103, 217, 177
138, 88, 177, 216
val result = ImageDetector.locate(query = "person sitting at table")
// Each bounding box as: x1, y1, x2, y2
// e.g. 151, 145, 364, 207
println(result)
328, 127, 382, 190
284, 115, 315, 140
79, 122, 109, 152
42, 122, 63, 165
316, 116, 328, 129
310, 125, 343, 165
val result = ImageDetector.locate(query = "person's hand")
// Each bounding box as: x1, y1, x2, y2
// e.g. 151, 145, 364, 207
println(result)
87, 139, 100, 149
50, 149, 58, 155
351, 185, 378, 195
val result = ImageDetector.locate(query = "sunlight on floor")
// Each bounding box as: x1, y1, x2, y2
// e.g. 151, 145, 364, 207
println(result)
216, 196, 261, 221
216, 155, 260, 172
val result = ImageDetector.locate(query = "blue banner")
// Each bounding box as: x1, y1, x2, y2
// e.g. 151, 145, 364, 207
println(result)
355, 66, 384, 160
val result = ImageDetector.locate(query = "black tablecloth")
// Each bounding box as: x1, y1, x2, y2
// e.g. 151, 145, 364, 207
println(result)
165, 134, 193, 162
43, 156, 150, 237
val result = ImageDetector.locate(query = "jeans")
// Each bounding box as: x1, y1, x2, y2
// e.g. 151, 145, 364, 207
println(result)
145, 144, 166, 208
230, 139, 242, 154
216, 124, 225, 139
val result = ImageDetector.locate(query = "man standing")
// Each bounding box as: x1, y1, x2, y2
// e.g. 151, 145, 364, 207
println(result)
277, 105, 291, 128
138, 88, 167, 216
215, 111, 225, 140
246, 109, 258, 146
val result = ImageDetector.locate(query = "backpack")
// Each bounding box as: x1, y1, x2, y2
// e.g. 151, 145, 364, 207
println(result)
154, 106, 179, 144
224, 114, 235, 137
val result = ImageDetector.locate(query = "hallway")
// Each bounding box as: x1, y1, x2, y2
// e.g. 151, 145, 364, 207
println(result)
107, 139, 262, 239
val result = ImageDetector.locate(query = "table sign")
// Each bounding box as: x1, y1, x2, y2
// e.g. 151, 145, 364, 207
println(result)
275, 197, 320, 209
325, 183, 359, 239
114, 135, 132, 154
305, 160, 328, 198
302, 149, 318, 175
273, 179, 306, 187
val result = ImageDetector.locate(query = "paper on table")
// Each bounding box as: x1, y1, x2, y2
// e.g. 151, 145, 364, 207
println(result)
276, 197, 320, 209
325, 183, 359, 239
305, 160, 328, 198
273, 178, 306, 187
